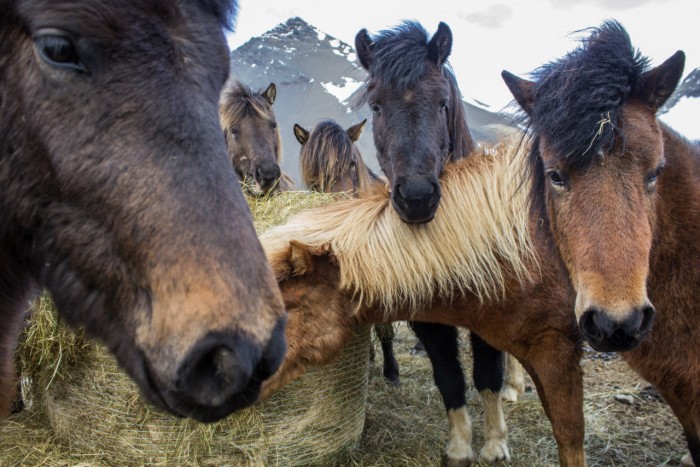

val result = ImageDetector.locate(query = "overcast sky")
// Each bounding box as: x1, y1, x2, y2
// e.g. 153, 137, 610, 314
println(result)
226, 0, 698, 139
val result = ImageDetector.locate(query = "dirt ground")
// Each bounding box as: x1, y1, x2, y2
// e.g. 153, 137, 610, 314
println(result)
338, 322, 688, 466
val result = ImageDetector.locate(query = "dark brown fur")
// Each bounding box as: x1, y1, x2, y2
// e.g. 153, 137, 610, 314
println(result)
0, 0, 286, 422
220, 80, 295, 194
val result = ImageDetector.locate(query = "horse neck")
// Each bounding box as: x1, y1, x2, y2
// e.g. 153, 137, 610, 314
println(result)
651, 125, 700, 270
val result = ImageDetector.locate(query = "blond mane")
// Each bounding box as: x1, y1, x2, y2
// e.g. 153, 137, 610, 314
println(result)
261, 140, 536, 313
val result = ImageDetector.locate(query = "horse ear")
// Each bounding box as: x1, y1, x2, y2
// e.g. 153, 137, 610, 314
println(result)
264, 83, 276, 105
427, 22, 452, 66
346, 119, 367, 142
293, 124, 310, 145
501, 70, 535, 116
635, 50, 685, 112
355, 28, 373, 70
289, 241, 314, 276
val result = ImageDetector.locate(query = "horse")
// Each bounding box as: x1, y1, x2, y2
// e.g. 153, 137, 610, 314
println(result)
219, 80, 296, 194
354, 20, 524, 462
0, 0, 286, 423
501, 20, 700, 466
294, 118, 400, 384
257, 142, 591, 466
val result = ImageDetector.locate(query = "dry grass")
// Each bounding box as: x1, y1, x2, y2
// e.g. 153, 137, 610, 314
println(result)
337, 323, 687, 466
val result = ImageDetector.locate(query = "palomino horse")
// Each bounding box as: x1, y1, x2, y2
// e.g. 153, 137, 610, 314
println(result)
0, 0, 286, 423
355, 20, 523, 462
294, 118, 400, 384
220, 80, 295, 194
258, 143, 590, 465
502, 21, 699, 466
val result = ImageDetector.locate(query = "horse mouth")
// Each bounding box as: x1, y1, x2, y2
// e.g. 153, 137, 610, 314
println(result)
390, 195, 439, 224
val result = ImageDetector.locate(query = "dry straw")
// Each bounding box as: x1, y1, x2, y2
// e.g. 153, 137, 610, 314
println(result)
2, 190, 371, 466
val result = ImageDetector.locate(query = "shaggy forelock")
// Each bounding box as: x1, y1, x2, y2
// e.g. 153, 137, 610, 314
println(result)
362, 20, 434, 91
219, 81, 273, 128
527, 20, 649, 167
300, 120, 355, 191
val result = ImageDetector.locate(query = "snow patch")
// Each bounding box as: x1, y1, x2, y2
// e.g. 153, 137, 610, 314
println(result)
317, 31, 326, 41
321, 77, 363, 103
329, 39, 340, 48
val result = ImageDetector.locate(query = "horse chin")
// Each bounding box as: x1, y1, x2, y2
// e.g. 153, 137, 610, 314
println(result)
391, 196, 438, 224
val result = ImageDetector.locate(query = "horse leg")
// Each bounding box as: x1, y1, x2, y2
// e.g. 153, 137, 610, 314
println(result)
374, 323, 400, 385
409, 321, 473, 466
524, 342, 585, 467
650, 385, 699, 466
471, 332, 510, 462
502, 353, 526, 402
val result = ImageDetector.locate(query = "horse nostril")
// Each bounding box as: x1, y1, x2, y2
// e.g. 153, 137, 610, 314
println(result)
638, 304, 655, 334
177, 334, 255, 407
579, 307, 612, 342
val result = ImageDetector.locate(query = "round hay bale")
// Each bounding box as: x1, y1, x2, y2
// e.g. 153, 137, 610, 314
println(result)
19, 297, 370, 465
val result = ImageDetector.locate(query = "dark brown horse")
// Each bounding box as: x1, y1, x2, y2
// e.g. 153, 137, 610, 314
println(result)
354, 21, 521, 464
294, 119, 382, 194
220, 80, 295, 194
355, 20, 472, 224
0, 0, 286, 423
502, 20, 700, 466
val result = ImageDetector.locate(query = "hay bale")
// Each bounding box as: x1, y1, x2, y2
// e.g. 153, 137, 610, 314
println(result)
4, 190, 371, 465
13, 297, 370, 466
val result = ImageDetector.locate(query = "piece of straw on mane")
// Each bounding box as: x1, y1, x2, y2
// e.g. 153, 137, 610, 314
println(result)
261, 140, 537, 314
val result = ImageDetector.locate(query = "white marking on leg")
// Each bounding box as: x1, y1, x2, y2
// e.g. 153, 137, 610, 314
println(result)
502, 354, 526, 403
480, 389, 511, 462
445, 406, 474, 466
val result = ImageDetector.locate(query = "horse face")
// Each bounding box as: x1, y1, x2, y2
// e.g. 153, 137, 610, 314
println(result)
3, 0, 286, 421
224, 110, 282, 194
537, 105, 663, 351
366, 70, 451, 223
503, 49, 684, 352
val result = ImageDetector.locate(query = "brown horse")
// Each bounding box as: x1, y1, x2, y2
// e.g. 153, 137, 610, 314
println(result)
220, 80, 295, 194
258, 143, 590, 465
295, 119, 382, 194
0, 0, 286, 423
502, 21, 700, 466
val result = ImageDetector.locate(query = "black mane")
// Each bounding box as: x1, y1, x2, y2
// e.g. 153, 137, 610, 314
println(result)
527, 20, 650, 167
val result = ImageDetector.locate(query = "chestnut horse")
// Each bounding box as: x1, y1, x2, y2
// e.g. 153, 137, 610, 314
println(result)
0, 0, 286, 423
258, 143, 589, 465
502, 21, 700, 466
220, 80, 295, 194
354, 20, 523, 462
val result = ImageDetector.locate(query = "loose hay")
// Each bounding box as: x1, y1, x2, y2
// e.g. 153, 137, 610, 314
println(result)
2, 190, 370, 466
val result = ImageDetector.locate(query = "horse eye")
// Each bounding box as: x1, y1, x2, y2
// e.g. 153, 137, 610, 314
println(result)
547, 170, 566, 189
371, 104, 381, 115
440, 100, 448, 111
646, 165, 665, 190
35, 31, 88, 73
270, 122, 277, 130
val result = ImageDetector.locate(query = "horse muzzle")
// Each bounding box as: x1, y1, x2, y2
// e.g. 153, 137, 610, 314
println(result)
139, 316, 287, 422
578, 304, 655, 352
391, 174, 441, 224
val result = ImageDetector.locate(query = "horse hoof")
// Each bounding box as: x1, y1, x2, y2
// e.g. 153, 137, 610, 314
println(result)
681, 452, 696, 466
500, 386, 520, 403
480, 439, 510, 463
383, 372, 400, 386
445, 455, 472, 467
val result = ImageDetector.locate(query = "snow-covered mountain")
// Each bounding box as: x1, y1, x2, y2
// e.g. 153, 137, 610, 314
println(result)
227, 17, 516, 186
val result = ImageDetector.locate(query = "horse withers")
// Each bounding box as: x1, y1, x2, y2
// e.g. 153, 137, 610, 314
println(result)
502, 20, 700, 465
220, 80, 295, 194
0, 0, 286, 423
